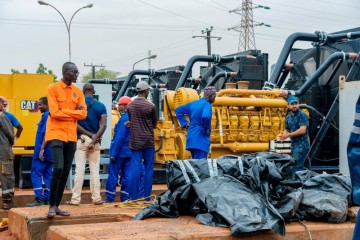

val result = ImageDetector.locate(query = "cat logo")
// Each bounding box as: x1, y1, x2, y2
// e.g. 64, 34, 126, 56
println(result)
20, 100, 39, 112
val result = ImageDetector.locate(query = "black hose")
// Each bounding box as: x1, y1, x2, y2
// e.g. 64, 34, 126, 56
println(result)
269, 31, 360, 85
165, 95, 174, 125
287, 52, 357, 97
176, 54, 250, 89
155, 136, 163, 153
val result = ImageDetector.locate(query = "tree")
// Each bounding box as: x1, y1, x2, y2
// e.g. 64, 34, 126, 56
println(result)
36, 63, 57, 81
81, 68, 120, 83
10, 64, 56, 80
11, 68, 27, 74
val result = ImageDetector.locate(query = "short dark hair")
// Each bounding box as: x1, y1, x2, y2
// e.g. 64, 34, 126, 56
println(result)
62, 62, 75, 75
39, 96, 48, 105
83, 83, 94, 92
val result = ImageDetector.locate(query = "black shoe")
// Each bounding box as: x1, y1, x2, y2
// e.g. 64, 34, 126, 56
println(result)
26, 199, 45, 207
2, 201, 17, 210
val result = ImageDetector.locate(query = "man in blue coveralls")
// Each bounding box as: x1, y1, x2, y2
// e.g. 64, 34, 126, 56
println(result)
279, 96, 310, 172
105, 96, 133, 202
175, 86, 217, 159
27, 97, 52, 207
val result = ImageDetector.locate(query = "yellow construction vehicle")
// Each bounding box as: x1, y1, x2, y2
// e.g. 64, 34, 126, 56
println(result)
0, 73, 54, 187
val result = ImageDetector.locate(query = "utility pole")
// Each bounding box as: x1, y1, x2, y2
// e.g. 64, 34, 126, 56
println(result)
84, 63, 105, 79
148, 50, 154, 69
193, 26, 222, 67
228, 1, 270, 52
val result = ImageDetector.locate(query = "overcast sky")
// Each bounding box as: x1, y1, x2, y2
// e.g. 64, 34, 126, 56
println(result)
1, 0, 359, 80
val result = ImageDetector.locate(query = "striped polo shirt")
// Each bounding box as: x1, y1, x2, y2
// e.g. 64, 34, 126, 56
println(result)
127, 97, 157, 150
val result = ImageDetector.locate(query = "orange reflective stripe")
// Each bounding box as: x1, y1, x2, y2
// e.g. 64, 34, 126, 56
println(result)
45, 80, 87, 142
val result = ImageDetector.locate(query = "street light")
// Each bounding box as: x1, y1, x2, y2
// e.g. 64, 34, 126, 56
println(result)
38, 1, 93, 61
132, 54, 157, 70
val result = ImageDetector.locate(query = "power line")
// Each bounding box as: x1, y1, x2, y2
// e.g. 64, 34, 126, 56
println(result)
193, 0, 226, 11
135, 0, 209, 26
210, 0, 231, 10
101, 38, 203, 64
0, 18, 206, 29
257, 0, 360, 19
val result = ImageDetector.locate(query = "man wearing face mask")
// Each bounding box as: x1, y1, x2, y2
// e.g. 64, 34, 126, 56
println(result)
278, 96, 310, 173
105, 96, 132, 202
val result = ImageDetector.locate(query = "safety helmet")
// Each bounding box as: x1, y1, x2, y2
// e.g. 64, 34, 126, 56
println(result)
118, 96, 132, 105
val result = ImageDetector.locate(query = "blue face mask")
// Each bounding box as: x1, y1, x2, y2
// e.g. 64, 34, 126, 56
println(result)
119, 110, 127, 116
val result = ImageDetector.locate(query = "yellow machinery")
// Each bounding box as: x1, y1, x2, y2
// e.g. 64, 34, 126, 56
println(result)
153, 83, 288, 164
0, 74, 53, 156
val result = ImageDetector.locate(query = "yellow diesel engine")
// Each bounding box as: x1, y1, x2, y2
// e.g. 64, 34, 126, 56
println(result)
154, 84, 288, 164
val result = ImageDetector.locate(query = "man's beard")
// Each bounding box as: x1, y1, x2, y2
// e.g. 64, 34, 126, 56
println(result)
291, 108, 298, 113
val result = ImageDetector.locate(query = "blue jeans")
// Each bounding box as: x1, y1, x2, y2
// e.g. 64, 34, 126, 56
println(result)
291, 145, 309, 173
128, 148, 154, 201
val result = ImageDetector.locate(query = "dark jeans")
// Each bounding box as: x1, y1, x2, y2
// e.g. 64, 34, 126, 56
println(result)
49, 140, 76, 206
291, 144, 309, 173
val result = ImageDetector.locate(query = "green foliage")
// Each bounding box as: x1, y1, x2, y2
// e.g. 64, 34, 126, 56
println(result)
81, 68, 120, 83
11, 69, 20, 74
36, 63, 57, 81
10, 64, 56, 81
11, 68, 27, 74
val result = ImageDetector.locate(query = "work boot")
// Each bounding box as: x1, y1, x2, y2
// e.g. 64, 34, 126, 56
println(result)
26, 198, 45, 207
2, 201, 17, 210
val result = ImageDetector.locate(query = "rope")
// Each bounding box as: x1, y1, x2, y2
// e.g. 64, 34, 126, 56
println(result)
94, 194, 157, 212
298, 220, 313, 240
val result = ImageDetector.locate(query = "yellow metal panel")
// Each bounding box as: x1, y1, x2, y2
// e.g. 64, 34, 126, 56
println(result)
0, 74, 13, 98
3, 74, 54, 153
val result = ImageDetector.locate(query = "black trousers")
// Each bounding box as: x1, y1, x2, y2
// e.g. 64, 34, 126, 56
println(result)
49, 140, 76, 206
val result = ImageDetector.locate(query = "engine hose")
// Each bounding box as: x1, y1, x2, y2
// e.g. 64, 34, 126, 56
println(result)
165, 95, 175, 125
155, 135, 163, 153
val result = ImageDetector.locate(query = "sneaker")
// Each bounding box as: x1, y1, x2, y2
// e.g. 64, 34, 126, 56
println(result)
65, 201, 79, 206
26, 199, 45, 207
2, 201, 16, 210
94, 200, 104, 205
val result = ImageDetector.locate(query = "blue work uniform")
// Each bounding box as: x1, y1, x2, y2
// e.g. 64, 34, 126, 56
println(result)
175, 98, 212, 159
285, 109, 310, 172
347, 96, 360, 206
4, 112, 20, 128
106, 111, 144, 202
31, 110, 52, 202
